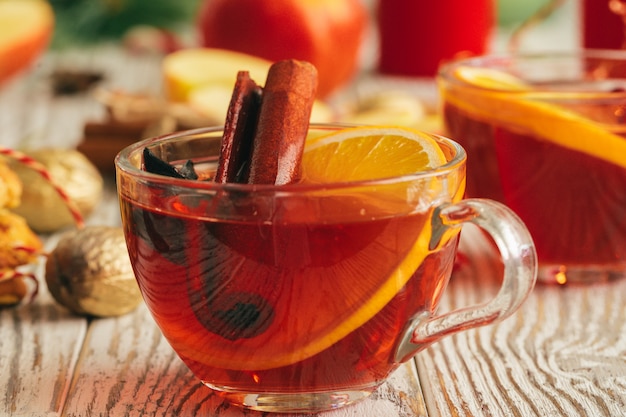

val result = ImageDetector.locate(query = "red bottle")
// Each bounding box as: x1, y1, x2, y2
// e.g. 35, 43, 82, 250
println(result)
377, 0, 494, 77
583, 0, 624, 49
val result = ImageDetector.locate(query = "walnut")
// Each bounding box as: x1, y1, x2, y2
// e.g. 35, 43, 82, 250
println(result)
45, 226, 142, 317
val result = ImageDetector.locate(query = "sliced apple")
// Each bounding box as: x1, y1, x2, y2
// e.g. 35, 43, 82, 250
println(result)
162, 48, 273, 102
168, 49, 335, 123
340, 91, 426, 127
0, 0, 54, 85
186, 84, 234, 124
188, 84, 334, 125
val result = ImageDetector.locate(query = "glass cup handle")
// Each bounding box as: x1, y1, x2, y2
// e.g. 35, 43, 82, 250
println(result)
396, 198, 537, 363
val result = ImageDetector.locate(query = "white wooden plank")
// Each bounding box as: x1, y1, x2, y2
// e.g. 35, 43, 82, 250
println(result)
51, 168, 429, 417
63, 302, 428, 417
0, 47, 133, 416
416, 226, 626, 417
0, 276, 87, 417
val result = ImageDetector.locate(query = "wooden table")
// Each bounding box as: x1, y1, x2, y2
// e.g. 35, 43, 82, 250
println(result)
2, 47, 626, 417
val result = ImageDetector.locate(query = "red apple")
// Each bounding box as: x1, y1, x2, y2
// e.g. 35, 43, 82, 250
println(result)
197, 0, 368, 98
0, 0, 54, 86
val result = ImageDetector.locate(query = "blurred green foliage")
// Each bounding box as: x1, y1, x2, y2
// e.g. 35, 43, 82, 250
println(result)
497, 0, 547, 27
49, 0, 202, 48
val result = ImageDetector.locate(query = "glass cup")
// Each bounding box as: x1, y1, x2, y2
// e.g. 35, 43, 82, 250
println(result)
438, 49, 626, 285
115, 125, 537, 413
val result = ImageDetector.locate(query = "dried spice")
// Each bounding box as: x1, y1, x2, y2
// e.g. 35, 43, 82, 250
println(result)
0, 162, 22, 209
142, 147, 198, 179
0, 146, 83, 309
51, 70, 104, 96
214, 71, 262, 184
216, 59, 317, 185
138, 60, 318, 340
0, 209, 43, 307
0, 276, 28, 307
188, 289, 275, 340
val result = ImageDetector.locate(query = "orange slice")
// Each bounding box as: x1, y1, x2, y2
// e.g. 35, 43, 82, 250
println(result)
444, 66, 626, 170
173, 126, 454, 371
453, 66, 529, 91
302, 125, 447, 183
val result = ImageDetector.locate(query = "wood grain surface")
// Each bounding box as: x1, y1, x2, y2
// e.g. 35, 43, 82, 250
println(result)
1, 181, 428, 417
0, 47, 429, 417
1, 46, 626, 417
418, 227, 626, 417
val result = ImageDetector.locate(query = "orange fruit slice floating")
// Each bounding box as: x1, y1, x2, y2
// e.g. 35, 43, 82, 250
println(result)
175, 127, 453, 371
443, 66, 626, 170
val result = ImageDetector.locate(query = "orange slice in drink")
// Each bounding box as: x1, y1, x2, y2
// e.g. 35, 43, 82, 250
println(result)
174, 126, 452, 371
453, 66, 529, 91
444, 66, 626, 170
302, 125, 446, 183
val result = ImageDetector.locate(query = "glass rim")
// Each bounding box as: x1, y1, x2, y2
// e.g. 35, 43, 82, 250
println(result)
114, 124, 466, 192
437, 48, 626, 100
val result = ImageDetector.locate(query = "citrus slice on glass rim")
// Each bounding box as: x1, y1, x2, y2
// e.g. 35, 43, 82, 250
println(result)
444, 66, 626, 170
302, 125, 447, 183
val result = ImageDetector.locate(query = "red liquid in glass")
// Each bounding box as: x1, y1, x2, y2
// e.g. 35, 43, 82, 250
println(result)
120, 194, 457, 393
443, 103, 626, 266
582, 0, 624, 49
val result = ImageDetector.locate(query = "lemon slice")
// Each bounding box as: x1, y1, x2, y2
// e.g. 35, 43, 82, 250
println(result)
252, 127, 447, 367
302, 125, 447, 183
179, 217, 437, 371
444, 66, 626, 170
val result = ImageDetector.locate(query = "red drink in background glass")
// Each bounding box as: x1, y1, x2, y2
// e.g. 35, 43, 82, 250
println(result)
439, 51, 626, 283
583, 0, 624, 49
377, 0, 494, 77
442, 105, 626, 266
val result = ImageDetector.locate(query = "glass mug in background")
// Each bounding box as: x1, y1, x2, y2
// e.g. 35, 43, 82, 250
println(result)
377, 0, 494, 77
438, 50, 626, 285
115, 125, 536, 413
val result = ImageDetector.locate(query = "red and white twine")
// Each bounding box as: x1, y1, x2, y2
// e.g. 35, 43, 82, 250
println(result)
0, 146, 85, 228
0, 270, 39, 302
